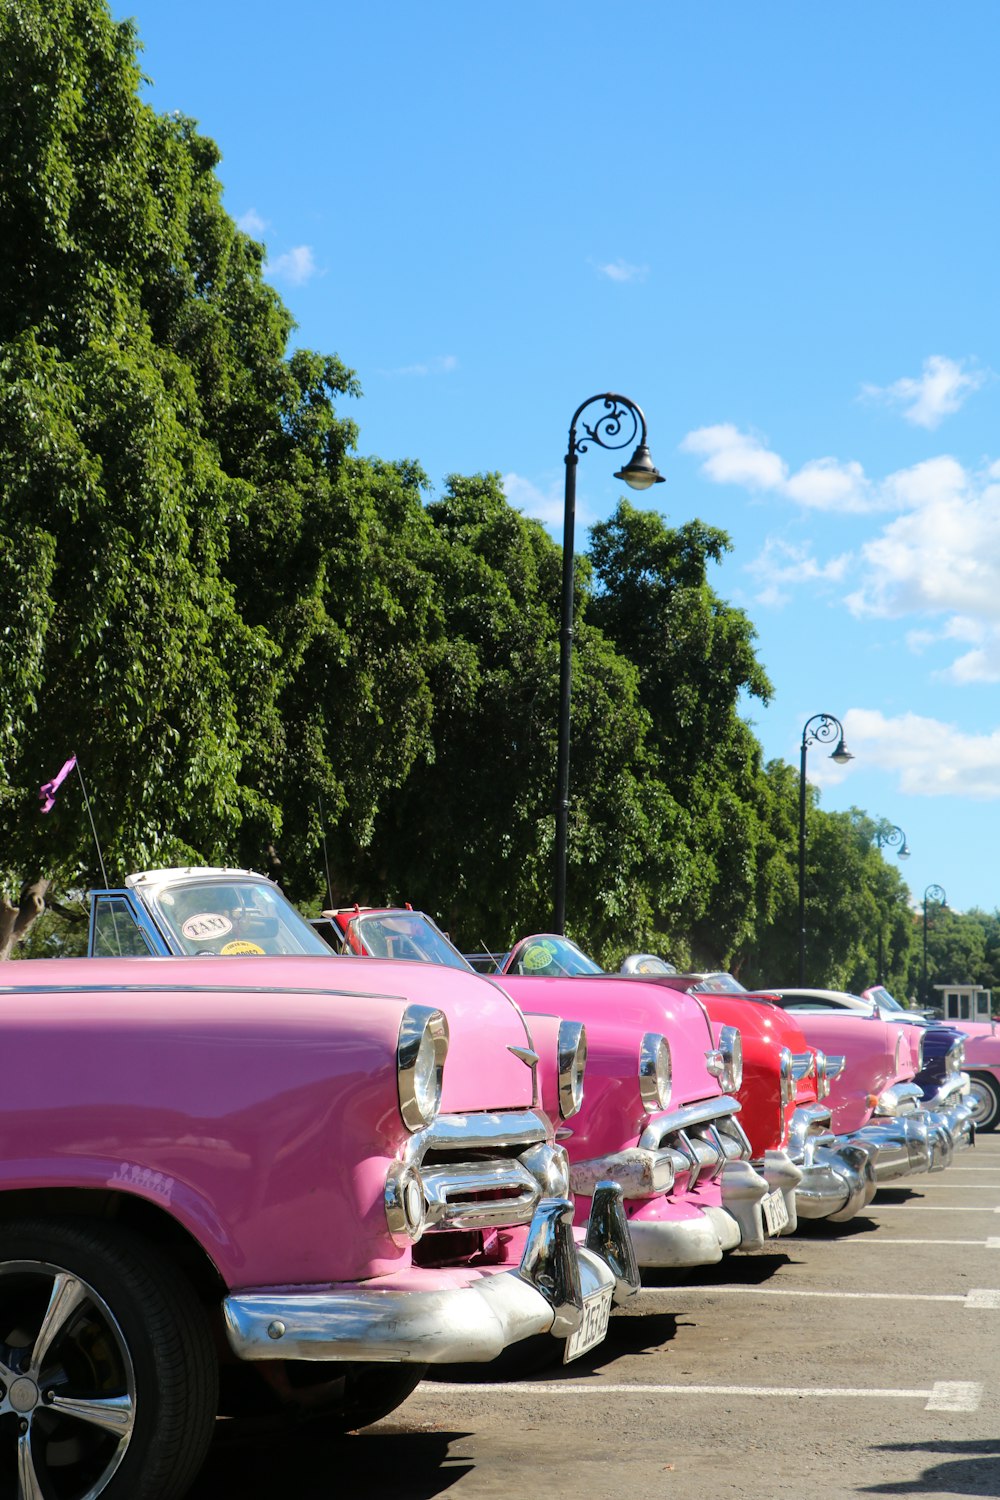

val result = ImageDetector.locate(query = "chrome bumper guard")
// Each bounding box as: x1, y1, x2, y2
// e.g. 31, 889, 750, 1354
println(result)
787, 1104, 878, 1223
222, 1184, 638, 1366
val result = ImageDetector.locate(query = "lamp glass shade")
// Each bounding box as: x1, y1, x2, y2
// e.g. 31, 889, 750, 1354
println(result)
614, 444, 666, 491
830, 741, 853, 765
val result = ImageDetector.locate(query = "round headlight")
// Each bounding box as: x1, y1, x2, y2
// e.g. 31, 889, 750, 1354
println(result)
916, 1032, 925, 1071
948, 1038, 966, 1075
557, 1020, 587, 1119
639, 1032, 672, 1111
893, 1032, 903, 1076
397, 1005, 449, 1131
814, 1049, 830, 1100
779, 1047, 795, 1109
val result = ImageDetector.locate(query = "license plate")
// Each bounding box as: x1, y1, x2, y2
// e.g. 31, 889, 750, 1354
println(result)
762, 1187, 789, 1236
564, 1284, 613, 1363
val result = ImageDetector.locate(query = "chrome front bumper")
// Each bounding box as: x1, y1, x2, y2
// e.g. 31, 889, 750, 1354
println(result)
572, 1098, 778, 1265
847, 1095, 976, 1182
223, 1184, 638, 1366
787, 1103, 878, 1223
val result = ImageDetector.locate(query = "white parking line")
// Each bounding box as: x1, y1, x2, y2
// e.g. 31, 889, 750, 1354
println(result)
873, 1204, 1000, 1211
425, 1380, 981, 1412
838, 1237, 1000, 1247
643, 1285, 1000, 1307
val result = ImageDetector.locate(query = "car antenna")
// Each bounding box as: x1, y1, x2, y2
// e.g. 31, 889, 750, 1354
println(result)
317, 791, 335, 911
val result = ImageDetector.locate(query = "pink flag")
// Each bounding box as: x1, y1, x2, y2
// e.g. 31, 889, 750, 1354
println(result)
39, 755, 78, 814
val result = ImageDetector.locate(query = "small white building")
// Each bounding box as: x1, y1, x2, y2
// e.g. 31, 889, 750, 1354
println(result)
933, 983, 994, 1023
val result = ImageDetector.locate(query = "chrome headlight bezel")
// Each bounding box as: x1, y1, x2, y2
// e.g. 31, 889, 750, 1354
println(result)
557, 1019, 587, 1119
706, 1024, 743, 1093
779, 1046, 795, 1110
947, 1038, 966, 1075
638, 1031, 673, 1112
397, 1004, 449, 1131
915, 1031, 925, 1072
813, 1049, 830, 1100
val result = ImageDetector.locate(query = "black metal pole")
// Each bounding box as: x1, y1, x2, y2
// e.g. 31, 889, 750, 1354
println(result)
554, 447, 578, 934
552, 394, 661, 933
797, 713, 851, 987
798, 736, 808, 986
872, 824, 908, 988
922, 884, 946, 1005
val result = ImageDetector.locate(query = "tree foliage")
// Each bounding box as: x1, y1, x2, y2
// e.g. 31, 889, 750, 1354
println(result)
1, 0, 995, 1002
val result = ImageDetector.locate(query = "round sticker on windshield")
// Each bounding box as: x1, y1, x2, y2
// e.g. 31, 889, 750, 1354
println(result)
220, 940, 265, 956
180, 913, 233, 941
523, 942, 556, 972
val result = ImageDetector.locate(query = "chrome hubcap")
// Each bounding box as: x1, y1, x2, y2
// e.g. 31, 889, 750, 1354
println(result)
0, 1261, 136, 1498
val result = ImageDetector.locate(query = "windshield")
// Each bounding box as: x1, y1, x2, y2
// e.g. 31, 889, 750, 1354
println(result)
150, 877, 333, 957
346, 912, 472, 971
866, 985, 906, 1011
688, 973, 747, 994
503, 935, 604, 977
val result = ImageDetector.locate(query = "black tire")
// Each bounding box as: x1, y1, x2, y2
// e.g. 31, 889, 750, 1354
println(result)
217, 1359, 427, 1441
0, 1218, 217, 1499
967, 1073, 1000, 1131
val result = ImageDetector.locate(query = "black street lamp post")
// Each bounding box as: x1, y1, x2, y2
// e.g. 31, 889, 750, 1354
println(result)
872, 823, 910, 984
554, 394, 664, 932
798, 713, 854, 985
922, 883, 947, 1004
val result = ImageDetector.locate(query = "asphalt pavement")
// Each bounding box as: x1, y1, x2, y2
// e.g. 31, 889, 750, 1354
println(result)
191, 1134, 1000, 1499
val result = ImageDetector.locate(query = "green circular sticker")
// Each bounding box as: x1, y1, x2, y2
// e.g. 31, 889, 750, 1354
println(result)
523, 942, 556, 972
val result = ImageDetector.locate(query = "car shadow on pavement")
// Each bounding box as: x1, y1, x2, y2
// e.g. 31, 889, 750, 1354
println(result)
790, 1214, 883, 1239
860, 1438, 1000, 1496
191, 1424, 473, 1499
424, 1308, 685, 1384
640, 1250, 796, 1287
872, 1186, 925, 1203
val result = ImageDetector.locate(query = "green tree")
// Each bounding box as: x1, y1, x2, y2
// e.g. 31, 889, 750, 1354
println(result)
0, 0, 363, 932
348, 474, 685, 960
587, 499, 773, 965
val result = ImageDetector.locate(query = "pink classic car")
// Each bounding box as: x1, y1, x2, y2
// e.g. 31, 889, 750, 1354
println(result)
14, 903, 637, 1498
321, 911, 791, 1270
740, 989, 975, 1175
618, 962, 876, 1225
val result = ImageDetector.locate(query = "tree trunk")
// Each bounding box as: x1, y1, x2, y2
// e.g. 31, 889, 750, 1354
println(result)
0, 879, 50, 960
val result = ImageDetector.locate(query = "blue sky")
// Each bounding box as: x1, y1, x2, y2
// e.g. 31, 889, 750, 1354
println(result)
116, 1, 1000, 915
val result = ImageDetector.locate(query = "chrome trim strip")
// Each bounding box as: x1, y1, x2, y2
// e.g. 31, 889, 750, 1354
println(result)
638, 1095, 742, 1150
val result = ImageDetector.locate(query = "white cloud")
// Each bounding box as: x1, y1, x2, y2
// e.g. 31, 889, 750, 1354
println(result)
862, 355, 987, 429
265, 245, 318, 285
238, 208, 267, 237
747, 538, 852, 607
841, 709, 1000, 800
681, 425, 787, 492
381, 355, 458, 378
681, 425, 872, 512
845, 470, 1000, 621
595, 258, 649, 283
